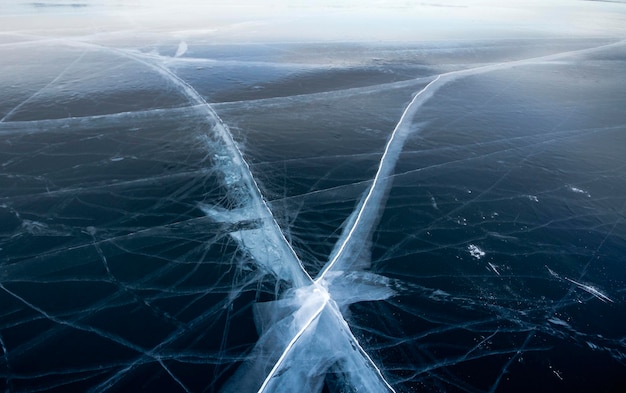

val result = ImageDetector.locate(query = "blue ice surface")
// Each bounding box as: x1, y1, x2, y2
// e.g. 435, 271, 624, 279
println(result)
0, 30, 625, 393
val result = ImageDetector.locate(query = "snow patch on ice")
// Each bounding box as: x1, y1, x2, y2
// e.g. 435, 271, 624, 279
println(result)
468, 244, 485, 259
568, 185, 591, 197
175, 41, 188, 58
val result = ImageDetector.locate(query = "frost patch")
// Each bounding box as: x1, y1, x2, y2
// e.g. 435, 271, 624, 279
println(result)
430, 195, 439, 210
587, 342, 600, 350
548, 317, 571, 328
21, 220, 48, 234
488, 262, 500, 275
568, 186, 591, 197
468, 244, 485, 259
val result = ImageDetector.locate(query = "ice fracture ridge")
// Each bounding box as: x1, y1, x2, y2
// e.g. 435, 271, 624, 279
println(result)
317, 75, 442, 282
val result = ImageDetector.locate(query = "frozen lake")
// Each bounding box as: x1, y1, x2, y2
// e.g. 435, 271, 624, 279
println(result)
1, 2, 626, 392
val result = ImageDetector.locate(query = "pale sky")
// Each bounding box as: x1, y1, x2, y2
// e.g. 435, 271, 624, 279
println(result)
1, 0, 625, 42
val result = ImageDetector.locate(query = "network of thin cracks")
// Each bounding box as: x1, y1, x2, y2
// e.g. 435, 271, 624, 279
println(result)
0, 35, 625, 392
